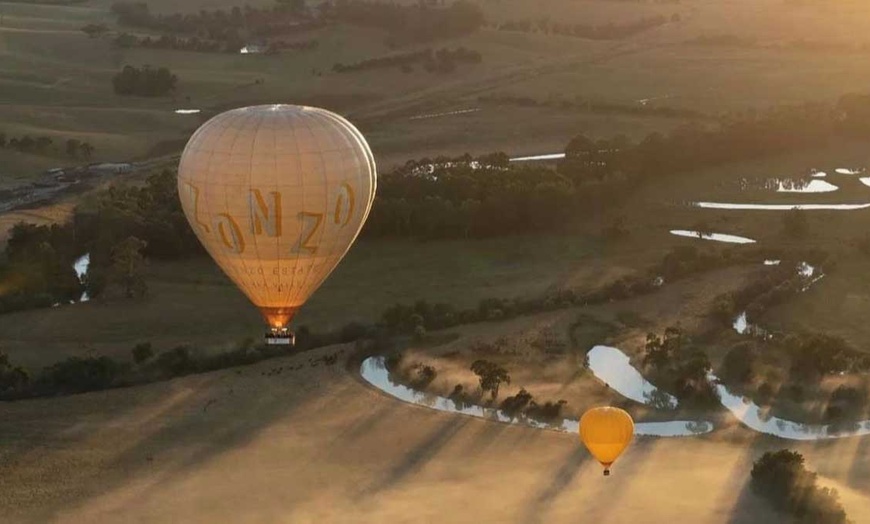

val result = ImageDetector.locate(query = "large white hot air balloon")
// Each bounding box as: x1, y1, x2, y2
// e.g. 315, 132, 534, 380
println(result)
177, 105, 376, 343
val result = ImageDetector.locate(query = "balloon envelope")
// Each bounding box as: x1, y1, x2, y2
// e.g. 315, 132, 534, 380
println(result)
177, 105, 377, 328
579, 407, 634, 475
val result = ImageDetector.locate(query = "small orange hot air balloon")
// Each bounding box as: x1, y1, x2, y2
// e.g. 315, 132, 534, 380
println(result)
579, 407, 634, 476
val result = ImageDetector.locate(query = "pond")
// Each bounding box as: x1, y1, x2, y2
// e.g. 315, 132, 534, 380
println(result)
670, 229, 756, 244
586, 345, 678, 409
359, 356, 713, 437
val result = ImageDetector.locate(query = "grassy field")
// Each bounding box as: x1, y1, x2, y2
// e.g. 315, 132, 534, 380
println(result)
0, 341, 868, 523
2, 0, 870, 181
4, 136, 870, 369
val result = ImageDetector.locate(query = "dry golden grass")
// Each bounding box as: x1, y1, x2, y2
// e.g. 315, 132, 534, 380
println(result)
0, 341, 868, 523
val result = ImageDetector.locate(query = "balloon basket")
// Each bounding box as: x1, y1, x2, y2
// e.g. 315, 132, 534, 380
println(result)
265, 329, 295, 347
603, 469, 611, 477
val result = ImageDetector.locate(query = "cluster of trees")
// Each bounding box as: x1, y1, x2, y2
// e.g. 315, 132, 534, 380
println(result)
643, 326, 719, 407
114, 31, 319, 54
477, 93, 703, 119
365, 157, 576, 239
110, 0, 483, 50
710, 252, 830, 327
781, 333, 870, 380
111, 1, 320, 46
367, 93, 870, 241
0, 169, 200, 315
751, 450, 849, 524
112, 65, 177, 97
496, 14, 672, 40
0, 133, 94, 158
333, 47, 481, 74
0, 331, 349, 400
0, 222, 83, 314
322, 0, 484, 46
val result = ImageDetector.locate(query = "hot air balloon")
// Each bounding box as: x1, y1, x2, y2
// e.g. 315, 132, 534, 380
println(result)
579, 407, 634, 476
177, 105, 376, 345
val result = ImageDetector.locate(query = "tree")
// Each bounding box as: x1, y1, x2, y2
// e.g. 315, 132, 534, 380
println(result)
66, 138, 81, 158
720, 342, 756, 384
132, 342, 154, 364
80, 142, 95, 159
108, 236, 148, 298
34, 136, 53, 153
470, 359, 510, 401
643, 326, 684, 370
751, 450, 849, 524
81, 23, 109, 38
0, 351, 29, 394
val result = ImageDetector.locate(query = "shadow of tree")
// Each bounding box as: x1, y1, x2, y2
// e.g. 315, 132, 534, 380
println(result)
358, 416, 471, 498
520, 446, 589, 524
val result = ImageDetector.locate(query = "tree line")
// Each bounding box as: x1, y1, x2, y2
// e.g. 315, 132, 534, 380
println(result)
112, 65, 177, 97
0, 133, 94, 159
333, 47, 481, 74
110, 1, 321, 43
114, 31, 319, 54
496, 14, 673, 40
477, 93, 705, 119
110, 0, 484, 50
322, 0, 484, 47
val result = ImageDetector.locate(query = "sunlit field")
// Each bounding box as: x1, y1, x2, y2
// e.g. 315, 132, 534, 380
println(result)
3, 0, 870, 522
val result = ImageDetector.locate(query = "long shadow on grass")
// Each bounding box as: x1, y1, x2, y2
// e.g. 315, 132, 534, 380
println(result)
520, 446, 589, 524
358, 416, 471, 498
33, 357, 351, 521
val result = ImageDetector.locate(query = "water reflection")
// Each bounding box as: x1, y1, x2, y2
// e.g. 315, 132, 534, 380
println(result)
774, 179, 838, 193
764, 260, 781, 266
695, 202, 870, 211
586, 345, 678, 409
835, 168, 864, 175
670, 229, 756, 244
73, 253, 90, 302
359, 356, 713, 437
174, 109, 201, 114
585, 346, 870, 440
712, 377, 870, 440
509, 153, 566, 162
860, 177, 870, 188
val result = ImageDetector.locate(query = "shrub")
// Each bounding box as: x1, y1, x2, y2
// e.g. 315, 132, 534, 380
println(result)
132, 342, 154, 365
719, 342, 756, 384
499, 388, 533, 418
751, 450, 849, 524
155, 346, 195, 376
39, 356, 121, 394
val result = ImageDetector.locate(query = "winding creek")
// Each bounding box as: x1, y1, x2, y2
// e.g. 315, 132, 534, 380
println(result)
669, 229, 756, 244
360, 356, 714, 437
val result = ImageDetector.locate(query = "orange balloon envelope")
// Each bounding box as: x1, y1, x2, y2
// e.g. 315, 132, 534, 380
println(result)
177, 105, 377, 329
579, 407, 634, 476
